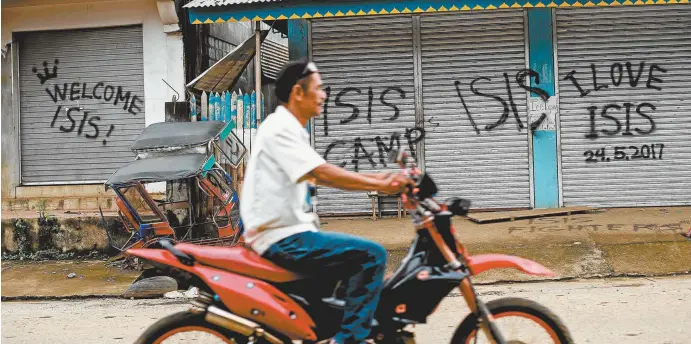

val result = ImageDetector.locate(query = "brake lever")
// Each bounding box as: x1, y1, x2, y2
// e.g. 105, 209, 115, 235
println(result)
159, 238, 195, 266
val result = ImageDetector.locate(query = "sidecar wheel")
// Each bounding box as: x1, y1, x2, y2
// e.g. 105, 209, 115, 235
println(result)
450, 297, 574, 344
135, 311, 247, 344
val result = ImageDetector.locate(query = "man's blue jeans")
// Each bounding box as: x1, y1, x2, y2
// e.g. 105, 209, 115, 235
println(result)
262, 231, 387, 344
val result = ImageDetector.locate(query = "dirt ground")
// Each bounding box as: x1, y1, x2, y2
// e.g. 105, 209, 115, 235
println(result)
323, 206, 691, 282
321, 206, 691, 249
2, 276, 690, 344
1, 260, 140, 298
1, 206, 689, 298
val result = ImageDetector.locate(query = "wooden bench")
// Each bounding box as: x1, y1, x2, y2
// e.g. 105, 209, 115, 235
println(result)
367, 191, 406, 221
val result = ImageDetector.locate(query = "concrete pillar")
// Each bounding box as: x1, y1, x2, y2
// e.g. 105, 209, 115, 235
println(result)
1, 43, 19, 199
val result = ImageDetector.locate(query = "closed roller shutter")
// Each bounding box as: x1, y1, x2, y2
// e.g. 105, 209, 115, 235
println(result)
420, 10, 531, 209
19, 25, 145, 184
557, 6, 691, 207
311, 16, 417, 215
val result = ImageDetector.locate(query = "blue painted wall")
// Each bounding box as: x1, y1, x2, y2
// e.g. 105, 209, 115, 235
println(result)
527, 8, 559, 208
288, 19, 309, 62
287, 19, 312, 136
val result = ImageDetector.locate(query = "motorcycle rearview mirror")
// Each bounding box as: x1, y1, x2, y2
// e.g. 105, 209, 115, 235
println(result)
388, 148, 401, 164
387, 149, 408, 167
446, 197, 471, 216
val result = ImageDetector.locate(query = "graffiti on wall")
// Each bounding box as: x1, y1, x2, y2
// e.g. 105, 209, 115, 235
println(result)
455, 68, 553, 134
320, 68, 556, 171
33, 59, 143, 145
562, 61, 667, 163
320, 85, 425, 172
50, 106, 115, 145
508, 216, 689, 234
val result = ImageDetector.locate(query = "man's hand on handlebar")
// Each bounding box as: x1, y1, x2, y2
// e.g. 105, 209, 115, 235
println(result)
381, 173, 414, 195
302, 164, 413, 194
364, 172, 393, 181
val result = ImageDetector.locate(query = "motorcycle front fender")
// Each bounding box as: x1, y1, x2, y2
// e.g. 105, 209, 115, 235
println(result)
467, 254, 555, 277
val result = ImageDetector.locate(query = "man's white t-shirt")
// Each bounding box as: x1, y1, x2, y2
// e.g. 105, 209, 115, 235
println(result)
240, 105, 326, 255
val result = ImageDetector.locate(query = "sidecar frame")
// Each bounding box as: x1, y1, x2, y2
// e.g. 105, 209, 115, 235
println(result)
103, 120, 247, 254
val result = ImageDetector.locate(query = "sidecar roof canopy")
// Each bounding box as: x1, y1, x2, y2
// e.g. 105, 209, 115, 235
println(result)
105, 153, 213, 187
130, 121, 232, 153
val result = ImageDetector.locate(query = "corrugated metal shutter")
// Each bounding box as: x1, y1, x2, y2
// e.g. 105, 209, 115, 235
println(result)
19, 25, 145, 184
420, 10, 531, 209
311, 15, 417, 215
557, 6, 691, 207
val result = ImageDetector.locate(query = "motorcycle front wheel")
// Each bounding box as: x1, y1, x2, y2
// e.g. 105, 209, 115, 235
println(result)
134, 311, 248, 344
451, 297, 574, 344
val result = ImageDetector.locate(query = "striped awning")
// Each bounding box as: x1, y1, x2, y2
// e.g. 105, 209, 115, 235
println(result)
185, 0, 690, 24
186, 0, 285, 7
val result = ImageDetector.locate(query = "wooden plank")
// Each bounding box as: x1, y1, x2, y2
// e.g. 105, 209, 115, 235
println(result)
467, 206, 597, 224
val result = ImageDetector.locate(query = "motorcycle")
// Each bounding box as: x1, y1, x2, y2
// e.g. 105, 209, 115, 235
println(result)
128, 149, 574, 344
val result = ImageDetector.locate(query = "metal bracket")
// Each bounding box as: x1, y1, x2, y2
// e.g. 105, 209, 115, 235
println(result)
162, 78, 181, 103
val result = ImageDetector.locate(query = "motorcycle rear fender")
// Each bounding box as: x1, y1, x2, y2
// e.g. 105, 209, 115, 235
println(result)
467, 254, 555, 277
125, 249, 317, 341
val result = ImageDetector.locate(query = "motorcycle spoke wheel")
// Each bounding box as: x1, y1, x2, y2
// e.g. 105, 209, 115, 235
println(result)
464, 312, 559, 344
451, 298, 573, 344
153, 326, 235, 344
135, 311, 248, 344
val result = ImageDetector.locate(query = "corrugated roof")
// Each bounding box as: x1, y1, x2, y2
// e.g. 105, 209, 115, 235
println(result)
187, 30, 269, 93
261, 39, 288, 80
185, 0, 284, 8
187, 0, 685, 25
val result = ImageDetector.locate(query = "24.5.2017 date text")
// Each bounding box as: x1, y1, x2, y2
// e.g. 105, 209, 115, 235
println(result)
584, 144, 665, 163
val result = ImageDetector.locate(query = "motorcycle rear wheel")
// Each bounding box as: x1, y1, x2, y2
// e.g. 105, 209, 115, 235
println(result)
134, 311, 248, 344
450, 297, 574, 344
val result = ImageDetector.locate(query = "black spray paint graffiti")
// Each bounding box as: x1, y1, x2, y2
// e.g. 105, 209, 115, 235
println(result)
508, 216, 687, 234
33, 60, 143, 145
321, 69, 552, 169
32, 59, 59, 84
322, 86, 405, 135
455, 69, 550, 134
583, 143, 665, 163
563, 61, 666, 139
45, 82, 143, 116
323, 128, 425, 172
321, 85, 423, 172
50, 106, 114, 145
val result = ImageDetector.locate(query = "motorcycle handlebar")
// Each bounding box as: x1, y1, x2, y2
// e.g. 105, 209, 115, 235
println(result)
159, 238, 195, 266
390, 149, 471, 217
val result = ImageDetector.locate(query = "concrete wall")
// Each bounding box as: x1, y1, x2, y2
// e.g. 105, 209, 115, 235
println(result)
1, 0, 184, 199
1, 45, 19, 199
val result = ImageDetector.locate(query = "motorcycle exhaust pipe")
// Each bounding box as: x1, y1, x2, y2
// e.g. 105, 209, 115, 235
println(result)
205, 305, 283, 344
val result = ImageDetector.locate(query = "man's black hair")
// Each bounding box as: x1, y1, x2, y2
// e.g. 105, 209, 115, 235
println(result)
274, 59, 317, 103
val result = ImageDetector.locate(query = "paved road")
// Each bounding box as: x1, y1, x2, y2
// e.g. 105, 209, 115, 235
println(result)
2, 276, 690, 343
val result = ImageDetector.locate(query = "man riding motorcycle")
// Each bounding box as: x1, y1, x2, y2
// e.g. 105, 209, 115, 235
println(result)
239, 60, 413, 344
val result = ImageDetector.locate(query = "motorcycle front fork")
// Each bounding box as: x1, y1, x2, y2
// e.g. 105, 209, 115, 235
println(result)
458, 278, 507, 344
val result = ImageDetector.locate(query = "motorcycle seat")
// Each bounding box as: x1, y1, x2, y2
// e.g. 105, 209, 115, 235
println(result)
175, 243, 303, 283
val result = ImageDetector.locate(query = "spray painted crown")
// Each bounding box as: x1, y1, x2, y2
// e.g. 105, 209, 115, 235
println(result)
32, 59, 59, 85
